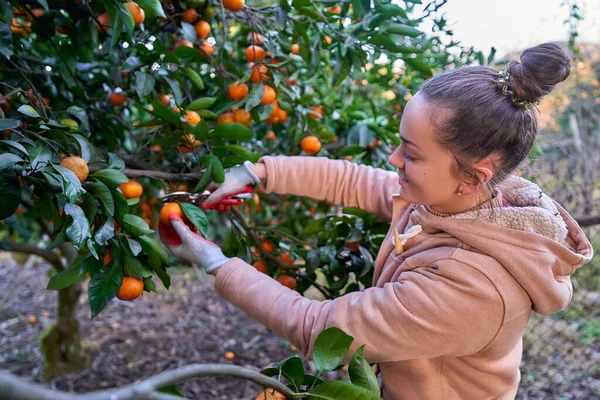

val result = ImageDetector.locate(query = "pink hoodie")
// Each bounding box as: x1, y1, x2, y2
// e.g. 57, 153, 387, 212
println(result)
214, 156, 594, 399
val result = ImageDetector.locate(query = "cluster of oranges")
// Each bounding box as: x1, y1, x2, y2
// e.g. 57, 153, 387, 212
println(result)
252, 238, 298, 290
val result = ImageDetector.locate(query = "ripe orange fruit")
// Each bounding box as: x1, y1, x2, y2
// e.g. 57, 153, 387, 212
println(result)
124, 2, 145, 25
175, 39, 194, 49
97, 13, 109, 33
172, 107, 181, 113
266, 131, 276, 140
228, 82, 249, 101
277, 275, 297, 290
367, 139, 382, 149
178, 133, 200, 153
324, 35, 332, 45
233, 109, 252, 126
255, 241, 274, 254
325, 4, 341, 14
308, 105, 323, 119
13, 7, 25, 16
291, 43, 299, 54
249, 32, 264, 44
260, 85, 276, 105
60, 156, 89, 182
223, 0, 245, 12
119, 180, 143, 199
160, 202, 183, 224
253, 259, 268, 273
109, 93, 126, 106
225, 351, 235, 360
218, 111, 235, 125
158, 93, 171, 106
117, 276, 144, 301
287, 78, 297, 86
250, 63, 269, 83
278, 252, 293, 264
277, 109, 288, 123
245, 45, 265, 62
28, 316, 37, 324
32, 8, 45, 18
194, 20, 211, 39
10, 18, 31, 36
182, 8, 199, 23
103, 247, 113, 266
55, 24, 72, 35
254, 389, 287, 400
183, 110, 201, 126
199, 41, 214, 56
301, 136, 321, 155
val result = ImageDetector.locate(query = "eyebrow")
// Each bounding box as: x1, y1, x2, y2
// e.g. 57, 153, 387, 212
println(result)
400, 136, 422, 152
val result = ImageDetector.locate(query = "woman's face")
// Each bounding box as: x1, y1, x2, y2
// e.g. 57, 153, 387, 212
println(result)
388, 93, 483, 214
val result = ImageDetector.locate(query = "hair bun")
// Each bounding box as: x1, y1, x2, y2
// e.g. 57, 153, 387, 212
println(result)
507, 42, 571, 104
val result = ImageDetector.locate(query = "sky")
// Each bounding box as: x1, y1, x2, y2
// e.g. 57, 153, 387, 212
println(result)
412, 0, 600, 59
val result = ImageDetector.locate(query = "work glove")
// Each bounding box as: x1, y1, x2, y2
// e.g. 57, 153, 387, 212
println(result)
158, 214, 229, 274
202, 160, 260, 208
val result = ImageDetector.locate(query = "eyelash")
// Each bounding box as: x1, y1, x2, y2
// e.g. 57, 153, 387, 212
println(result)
401, 143, 416, 161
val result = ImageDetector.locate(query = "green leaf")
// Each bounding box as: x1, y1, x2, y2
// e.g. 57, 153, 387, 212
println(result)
339, 145, 366, 157
225, 145, 253, 161
305, 380, 380, 400
213, 123, 253, 141
17, 105, 40, 118
94, 217, 115, 245
64, 204, 91, 249
181, 67, 205, 91
157, 385, 185, 397
0, 21, 14, 58
86, 181, 114, 216
93, 169, 129, 188
0, 153, 24, 171
137, 236, 161, 268
0, 119, 21, 130
404, 57, 432, 77
312, 327, 354, 374
121, 214, 154, 236
126, 237, 142, 256
127, 197, 140, 206
137, 0, 166, 19
194, 120, 210, 140
245, 84, 265, 111
180, 203, 209, 236
348, 346, 379, 396
379, 22, 422, 38
54, 165, 86, 204
124, 256, 145, 279
107, 153, 125, 170
188, 97, 216, 110
89, 263, 123, 318
111, 188, 129, 221
342, 208, 369, 218
150, 264, 171, 289
67, 106, 91, 134
139, 235, 170, 266
272, 356, 305, 391
116, 1, 135, 41
148, 101, 181, 125
134, 71, 156, 99
144, 277, 157, 292
47, 266, 86, 290
197, 110, 216, 119
1, 140, 28, 156
193, 160, 213, 192
0, 171, 21, 220
210, 155, 225, 183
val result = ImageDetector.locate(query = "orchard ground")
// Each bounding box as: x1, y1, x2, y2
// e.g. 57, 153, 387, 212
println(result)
1, 255, 598, 399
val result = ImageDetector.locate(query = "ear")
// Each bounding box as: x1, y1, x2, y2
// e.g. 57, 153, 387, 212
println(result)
460, 159, 494, 196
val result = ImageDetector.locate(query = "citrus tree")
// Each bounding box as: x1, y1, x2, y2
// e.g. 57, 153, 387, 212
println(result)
0, 0, 488, 381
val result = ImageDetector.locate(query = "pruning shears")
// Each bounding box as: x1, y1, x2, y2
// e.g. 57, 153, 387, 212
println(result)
160, 184, 254, 211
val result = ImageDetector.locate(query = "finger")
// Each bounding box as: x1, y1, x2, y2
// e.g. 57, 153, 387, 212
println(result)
203, 186, 229, 205
219, 198, 243, 205
169, 214, 191, 241
158, 222, 183, 247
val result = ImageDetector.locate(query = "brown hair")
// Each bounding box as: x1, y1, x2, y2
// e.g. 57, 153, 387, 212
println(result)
418, 42, 571, 196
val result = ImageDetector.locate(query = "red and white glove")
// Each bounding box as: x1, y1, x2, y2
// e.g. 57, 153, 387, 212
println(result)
202, 161, 260, 209
158, 214, 229, 274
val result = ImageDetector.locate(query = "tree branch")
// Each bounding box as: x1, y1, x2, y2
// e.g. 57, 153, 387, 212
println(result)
5, 241, 64, 272
0, 364, 293, 400
575, 215, 600, 227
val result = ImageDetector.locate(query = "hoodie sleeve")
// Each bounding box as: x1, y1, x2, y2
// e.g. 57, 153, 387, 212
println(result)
257, 156, 400, 222
215, 256, 504, 363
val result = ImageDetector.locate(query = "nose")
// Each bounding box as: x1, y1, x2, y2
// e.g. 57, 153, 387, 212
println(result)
388, 145, 404, 170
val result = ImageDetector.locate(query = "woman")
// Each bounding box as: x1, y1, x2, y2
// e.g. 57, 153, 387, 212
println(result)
159, 42, 593, 399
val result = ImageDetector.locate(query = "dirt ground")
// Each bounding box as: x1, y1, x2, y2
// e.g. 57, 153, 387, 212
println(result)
1, 255, 599, 399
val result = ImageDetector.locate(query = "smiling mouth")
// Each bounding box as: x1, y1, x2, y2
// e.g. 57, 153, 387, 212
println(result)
398, 176, 408, 184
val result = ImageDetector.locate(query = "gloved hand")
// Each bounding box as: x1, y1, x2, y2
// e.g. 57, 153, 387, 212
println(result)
203, 160, 261, 207
158, 214, 229, 274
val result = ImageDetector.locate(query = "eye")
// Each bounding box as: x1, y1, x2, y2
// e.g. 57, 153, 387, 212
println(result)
402, 144, 416, 161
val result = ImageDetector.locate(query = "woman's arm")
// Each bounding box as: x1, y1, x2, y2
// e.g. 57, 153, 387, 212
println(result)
251, 156, 401, 222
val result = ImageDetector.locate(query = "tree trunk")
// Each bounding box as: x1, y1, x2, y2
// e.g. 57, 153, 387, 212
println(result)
40, 282, 90, 378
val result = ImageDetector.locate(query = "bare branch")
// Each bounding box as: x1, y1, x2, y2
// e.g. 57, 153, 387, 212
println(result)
5, 241, 64, 272
0, 363, 293, 400
575, 215, 600, 227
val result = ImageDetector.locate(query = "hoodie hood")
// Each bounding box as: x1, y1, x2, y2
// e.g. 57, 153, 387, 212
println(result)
414, 175, 594, 315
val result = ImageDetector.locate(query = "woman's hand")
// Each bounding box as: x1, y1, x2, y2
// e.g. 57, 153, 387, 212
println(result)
202, 161, 262, 207
158, 214, 229, 274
